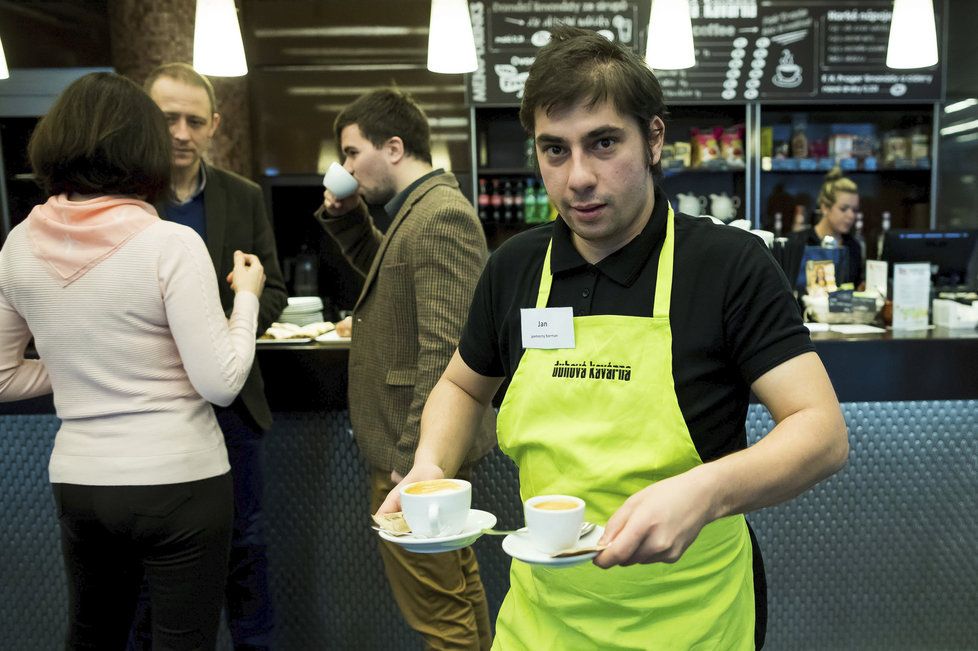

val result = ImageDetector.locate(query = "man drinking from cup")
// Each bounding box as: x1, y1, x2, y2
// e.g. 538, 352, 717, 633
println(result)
314, 88, 495, 650
380, 26, 848, 649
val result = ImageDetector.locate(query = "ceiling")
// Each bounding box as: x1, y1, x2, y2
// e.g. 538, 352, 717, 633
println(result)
241, 0, 472, 176
3, 0, 978, 177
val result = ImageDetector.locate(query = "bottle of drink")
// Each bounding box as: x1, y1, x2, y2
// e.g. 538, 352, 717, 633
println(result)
536, 183, 550, 222
773, 211, 783, 237
791, 205, 807, 232
877, 211, 891, 259
524, 179, 538, 224
854, 212, 867, 262
477, 178, 490, 221
502, 179, 515, 223
513, 179, 525, 222
490, 178, 503, 222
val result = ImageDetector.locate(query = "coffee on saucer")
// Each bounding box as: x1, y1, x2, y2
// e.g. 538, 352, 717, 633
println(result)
404, 479, 465, 496
524, 494, 585, 553
400, 478, 472, 537
532, 499, 579, 511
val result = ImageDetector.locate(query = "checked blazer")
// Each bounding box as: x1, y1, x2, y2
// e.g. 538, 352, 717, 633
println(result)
316, 171, 496, 475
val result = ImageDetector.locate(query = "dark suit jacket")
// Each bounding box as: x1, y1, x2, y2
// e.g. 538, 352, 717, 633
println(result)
316, 171, 496, 475
162, 163, 288, 431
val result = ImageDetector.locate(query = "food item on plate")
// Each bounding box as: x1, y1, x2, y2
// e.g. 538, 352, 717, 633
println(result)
259, 321, 335, 340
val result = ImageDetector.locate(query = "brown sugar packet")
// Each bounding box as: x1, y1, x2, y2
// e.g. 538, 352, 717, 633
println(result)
550, 544, 608, 559
372, 512, 412, 535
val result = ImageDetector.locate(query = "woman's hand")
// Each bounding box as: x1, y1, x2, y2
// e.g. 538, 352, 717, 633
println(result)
226, 250, 266, 298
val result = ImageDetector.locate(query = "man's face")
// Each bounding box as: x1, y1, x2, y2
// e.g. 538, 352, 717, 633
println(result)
340, 123, 397, 205
148, 76, 219, 173
535, 100, 663, 259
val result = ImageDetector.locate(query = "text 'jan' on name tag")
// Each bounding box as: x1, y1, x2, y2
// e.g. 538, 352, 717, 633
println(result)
520, 307, 575, 349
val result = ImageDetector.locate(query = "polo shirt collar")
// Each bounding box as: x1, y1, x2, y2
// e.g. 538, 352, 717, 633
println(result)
549, 185, 669, 287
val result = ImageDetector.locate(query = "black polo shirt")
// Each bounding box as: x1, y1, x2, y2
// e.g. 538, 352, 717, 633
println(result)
459, 186, 814, 463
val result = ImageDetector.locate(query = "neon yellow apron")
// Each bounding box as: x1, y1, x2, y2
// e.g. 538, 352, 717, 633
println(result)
493, 205, 755, 650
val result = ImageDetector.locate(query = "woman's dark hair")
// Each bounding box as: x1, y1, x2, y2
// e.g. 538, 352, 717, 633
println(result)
519, 25, 668, 179
29, 72, 171, 204
334, 88, 432, 164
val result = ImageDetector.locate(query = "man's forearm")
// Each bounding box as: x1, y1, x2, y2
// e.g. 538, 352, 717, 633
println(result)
414, 376, 490, 478
695, 404, 848, 523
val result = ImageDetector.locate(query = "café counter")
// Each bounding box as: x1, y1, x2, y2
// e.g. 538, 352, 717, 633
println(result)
2, 330, 977, 649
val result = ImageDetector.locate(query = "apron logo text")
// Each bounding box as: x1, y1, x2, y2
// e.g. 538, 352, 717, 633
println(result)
551, 360, 632, 382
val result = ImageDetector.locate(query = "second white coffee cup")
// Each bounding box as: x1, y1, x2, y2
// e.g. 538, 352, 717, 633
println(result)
400, 478, 472, 538
322, 161, 359, 200
524, 494, 585, 554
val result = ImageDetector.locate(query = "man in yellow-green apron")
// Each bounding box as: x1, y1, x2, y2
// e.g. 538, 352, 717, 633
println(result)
380, 26, 849, 650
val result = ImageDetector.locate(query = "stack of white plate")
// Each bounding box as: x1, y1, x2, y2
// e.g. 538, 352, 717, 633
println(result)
279, 296, 324, 326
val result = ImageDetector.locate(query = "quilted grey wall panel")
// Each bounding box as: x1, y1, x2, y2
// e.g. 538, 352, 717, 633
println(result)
2, 401, 976, 650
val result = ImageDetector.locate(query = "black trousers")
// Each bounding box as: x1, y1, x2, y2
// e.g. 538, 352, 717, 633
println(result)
53, 473, 233, 651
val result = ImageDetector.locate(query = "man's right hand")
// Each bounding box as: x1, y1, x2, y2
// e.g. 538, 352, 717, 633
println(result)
375, 461, 446, 515
322, 188, 360, 217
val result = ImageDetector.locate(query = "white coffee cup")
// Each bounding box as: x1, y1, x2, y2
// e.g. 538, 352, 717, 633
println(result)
322, 161, 359, 200
524, 494, 585, 554
400, 479, 471, 538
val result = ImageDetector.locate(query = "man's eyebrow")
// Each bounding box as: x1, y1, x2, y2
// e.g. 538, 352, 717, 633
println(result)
535, 125, 626, 144
535, 133, 565, 145
585, 125, 626, 139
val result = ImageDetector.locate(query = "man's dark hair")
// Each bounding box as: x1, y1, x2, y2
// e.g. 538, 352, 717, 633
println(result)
29, 72, 171, 204
519, 25, 668, 179
334, 88, 432, 164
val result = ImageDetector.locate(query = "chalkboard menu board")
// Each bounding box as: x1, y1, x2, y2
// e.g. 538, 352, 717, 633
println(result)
467, 0, 944, 105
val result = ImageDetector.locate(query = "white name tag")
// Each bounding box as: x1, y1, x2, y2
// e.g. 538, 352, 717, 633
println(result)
520, 307, 575, 349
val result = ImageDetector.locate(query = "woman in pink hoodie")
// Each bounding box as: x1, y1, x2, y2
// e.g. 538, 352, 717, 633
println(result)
0, 72, 266, 649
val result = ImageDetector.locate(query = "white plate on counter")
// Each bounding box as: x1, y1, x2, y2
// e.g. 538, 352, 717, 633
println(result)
256, 337, 312, 344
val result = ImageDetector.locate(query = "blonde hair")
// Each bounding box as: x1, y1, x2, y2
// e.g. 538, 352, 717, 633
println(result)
818, 167, 858, 210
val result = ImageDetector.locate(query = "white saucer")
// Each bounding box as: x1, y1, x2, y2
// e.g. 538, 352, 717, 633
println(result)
378, 509, 497, 554
256, 337, 312, 344
502, 525, 605, 567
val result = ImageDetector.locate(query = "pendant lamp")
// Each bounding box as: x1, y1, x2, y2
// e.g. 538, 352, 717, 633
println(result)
0, 35, 9, 80
193, 0, 249, 77
886, 0, 938, 69
427, 0, 478, 74
646, 0, 696, 70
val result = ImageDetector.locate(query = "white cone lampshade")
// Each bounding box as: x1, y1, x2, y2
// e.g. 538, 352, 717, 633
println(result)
886, 0, 938, 69
193, 0, 249, 77
646, 0, 696, 70
427, 0, 478, 74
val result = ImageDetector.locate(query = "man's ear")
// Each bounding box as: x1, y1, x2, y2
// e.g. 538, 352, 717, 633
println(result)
385, 136, 405, 164
209, 112, 222, 137
649, 115, 665, 166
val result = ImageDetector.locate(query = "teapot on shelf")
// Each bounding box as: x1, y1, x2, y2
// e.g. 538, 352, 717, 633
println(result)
676, 192, 707, 216
709, 193, 741, 222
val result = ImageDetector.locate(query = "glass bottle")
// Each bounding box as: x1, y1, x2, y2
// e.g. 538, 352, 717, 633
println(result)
490, 178, 503, 222
773, 211, 783, 237
524, 179, 537, 224
877, 211, 891, 259
477, 178, 489, 222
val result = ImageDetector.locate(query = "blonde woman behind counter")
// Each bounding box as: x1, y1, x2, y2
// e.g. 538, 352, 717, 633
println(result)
0, 72, 265, 649
785, 167, 864, 292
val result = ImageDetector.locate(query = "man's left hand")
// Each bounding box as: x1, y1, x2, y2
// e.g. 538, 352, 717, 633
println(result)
593, 467, 715, 568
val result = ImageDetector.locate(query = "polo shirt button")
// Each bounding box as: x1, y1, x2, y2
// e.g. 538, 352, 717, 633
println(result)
582, 288, 590, 298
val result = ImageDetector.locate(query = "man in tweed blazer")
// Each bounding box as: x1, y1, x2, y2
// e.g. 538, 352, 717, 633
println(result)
315, 89, 495, 650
